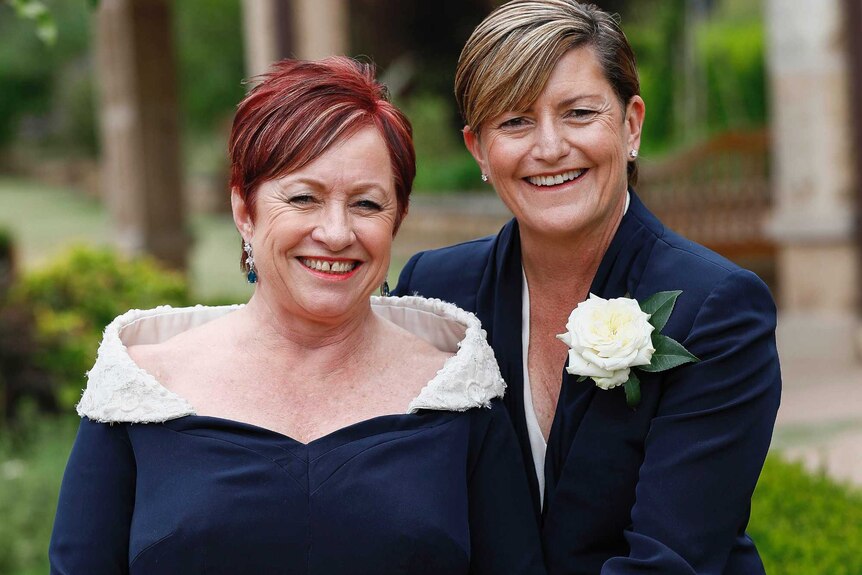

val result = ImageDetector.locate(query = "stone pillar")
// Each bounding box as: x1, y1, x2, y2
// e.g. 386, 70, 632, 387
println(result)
241, 0, 281, 79
766, 0, 860, 362
292, 0, 348, 60
241, 0, 348, 81
96, 0, 188, 269
846, 0, 862, 353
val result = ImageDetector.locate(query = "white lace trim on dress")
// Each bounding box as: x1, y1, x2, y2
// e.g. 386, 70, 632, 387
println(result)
77, 297, 505, 423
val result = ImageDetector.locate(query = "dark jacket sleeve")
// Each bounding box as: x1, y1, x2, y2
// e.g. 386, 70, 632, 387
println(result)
50, 418, 136, 575
602, 270, 781, 574
392, 251, 422, 297
468, 401, 547, 575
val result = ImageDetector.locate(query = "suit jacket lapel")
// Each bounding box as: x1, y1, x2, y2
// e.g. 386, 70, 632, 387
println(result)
544, 191, 656, 508
474, 220, 543, 517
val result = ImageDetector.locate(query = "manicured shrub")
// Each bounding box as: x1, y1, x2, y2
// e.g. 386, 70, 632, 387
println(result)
8, 246, 189, 409
750, 456, 862, 575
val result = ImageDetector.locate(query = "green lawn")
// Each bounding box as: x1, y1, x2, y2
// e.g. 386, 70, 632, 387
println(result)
0, 177, 251, 302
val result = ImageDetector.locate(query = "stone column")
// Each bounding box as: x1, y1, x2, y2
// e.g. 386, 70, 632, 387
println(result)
241, 0, 348, 81
96, 0, 188, 269
292, 0, 348, 60
766, 0, 860, 362
240, 0, 281, 79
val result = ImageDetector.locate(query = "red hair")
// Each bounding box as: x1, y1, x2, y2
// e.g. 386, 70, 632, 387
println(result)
229, 57, 415, 231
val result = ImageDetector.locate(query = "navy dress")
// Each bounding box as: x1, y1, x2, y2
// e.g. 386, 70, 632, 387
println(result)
393, 192, 782, 574
49, 299, 546, 575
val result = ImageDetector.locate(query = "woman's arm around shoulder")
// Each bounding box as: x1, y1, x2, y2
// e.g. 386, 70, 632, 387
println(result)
50, 417, 136, 575
468, 400, 547, 575
605, 269, 781, 574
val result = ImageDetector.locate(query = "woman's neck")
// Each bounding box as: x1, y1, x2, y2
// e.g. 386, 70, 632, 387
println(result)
237, 292, 381, 374
519, 209, 623, 306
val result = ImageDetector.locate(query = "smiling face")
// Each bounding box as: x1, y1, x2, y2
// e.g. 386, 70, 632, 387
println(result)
464, 45, 644, 242
232, 126, 397, 324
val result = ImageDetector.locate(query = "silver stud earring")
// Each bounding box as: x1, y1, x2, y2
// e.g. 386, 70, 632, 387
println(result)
629, 149, 638, 159
243, 241, 257, 284
380, 279, 391, 297
481, 173, 489, 182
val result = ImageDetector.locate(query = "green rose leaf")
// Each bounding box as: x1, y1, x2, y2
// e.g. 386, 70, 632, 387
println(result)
624, 371, 641, 408
640, 333, 699, 372
639, 290, 681, 333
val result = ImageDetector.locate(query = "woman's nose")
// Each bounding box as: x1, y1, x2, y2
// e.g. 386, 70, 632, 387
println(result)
531, 120, 570, 163
310, 207, 356, 251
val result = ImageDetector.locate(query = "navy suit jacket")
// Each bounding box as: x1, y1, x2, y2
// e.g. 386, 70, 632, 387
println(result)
394, 192, 781, 575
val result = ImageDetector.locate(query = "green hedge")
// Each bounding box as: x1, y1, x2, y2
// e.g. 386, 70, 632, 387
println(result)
749, 456, 862, 574
6, 246, 189, 410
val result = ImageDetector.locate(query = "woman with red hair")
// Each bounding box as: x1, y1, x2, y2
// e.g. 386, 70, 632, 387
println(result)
49, 57, 545, 575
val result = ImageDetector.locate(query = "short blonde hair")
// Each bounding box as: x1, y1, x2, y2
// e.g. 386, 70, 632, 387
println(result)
455, 0, 641, 184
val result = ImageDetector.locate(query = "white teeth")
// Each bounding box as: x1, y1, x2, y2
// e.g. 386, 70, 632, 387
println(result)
527, 169, 584, 187
301, 258, 357, 274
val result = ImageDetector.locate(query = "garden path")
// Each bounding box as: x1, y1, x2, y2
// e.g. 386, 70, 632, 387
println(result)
774, 356, 862, 487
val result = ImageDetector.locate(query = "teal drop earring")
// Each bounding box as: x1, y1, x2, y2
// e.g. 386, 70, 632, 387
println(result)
243, 241, 257, 284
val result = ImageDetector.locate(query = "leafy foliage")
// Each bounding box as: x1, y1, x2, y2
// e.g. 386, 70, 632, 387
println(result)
698, 19, 767, 132
0, 415, 77, 575
0, 0, 244, 154
749, 456, 862, 575
0, 0, 92, 150
625, 0, 767, 154
5, 0, 56, 46
8, 246, 189, 409
174, 0, 245, 137
639, 290, 681, 332
399, 94, 480, 192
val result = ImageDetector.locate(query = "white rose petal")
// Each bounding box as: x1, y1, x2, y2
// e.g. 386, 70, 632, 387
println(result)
566, 349, 615, 378
557, 293, 656, 391
593, 367, 630, 390
632, 344, 655, 367
556, 331, 573, 347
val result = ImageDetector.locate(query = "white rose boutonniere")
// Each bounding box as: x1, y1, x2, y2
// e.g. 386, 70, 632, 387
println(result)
556, 291, 699, 407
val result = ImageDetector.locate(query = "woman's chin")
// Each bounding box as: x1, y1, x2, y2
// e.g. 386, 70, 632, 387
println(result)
295, 297, 370, 324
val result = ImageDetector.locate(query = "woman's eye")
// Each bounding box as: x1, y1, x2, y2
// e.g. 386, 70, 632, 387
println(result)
499, 116, 528, 129
354, 199, 382, 211
569, 109, 597, 120
288, 194, 314, 205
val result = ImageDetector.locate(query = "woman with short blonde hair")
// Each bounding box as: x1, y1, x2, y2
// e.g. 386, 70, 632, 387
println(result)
396, 1, 781, 573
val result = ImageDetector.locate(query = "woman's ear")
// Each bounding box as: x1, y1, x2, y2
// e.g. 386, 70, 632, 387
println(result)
230, 187, 253, 240
462, 126, 489, 177
625, 96, 645, 153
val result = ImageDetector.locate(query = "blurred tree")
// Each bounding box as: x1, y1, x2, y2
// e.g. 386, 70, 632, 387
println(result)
174, 0, 245, 137
0, 1, 93, 153
4, 0, 56, 45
